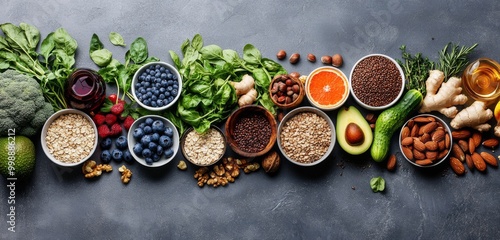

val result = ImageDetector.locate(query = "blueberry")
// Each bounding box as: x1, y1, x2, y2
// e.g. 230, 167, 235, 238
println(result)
145, 117, 154, 126
143, 126, 152, 134
153, 90, 160, 96
161, 80, 168, 87
149, 65, 154, 70
151, 95, 157, 101
167, 86, 173, 92
139, 75, 145, 81
100, 137, 112, 150
150, 133, 159, 142
148, 142, 157, 151
164, 91, 171, 97
155, 72, 161, 78
140, 88, 146, 94
159, 94, 165, 100
115, 136, 128, 150
140, 134, 152, 146
139, 122, 146, 129
135, 82, 142, 88
100, 150, 112, 163
145, 75, 151, 81
171, 88, 178, 96
167, 80, 174, 86
172, 84, 178, 89
123, 149, 133, 163
156, 99, 164, 106
163, 99, 170, 106
145, 157, 153, 165
152, 154, 161, 162
167, 73, 173, 79
142, 99, 150, 106
163, 127, 174, 138
168, 96, 174, 102
159, 135, 172, 148
133, 143, 143, 155
160, 73, 167, 79
160, 66, 166, 72
146, 68, 151, 73
150, 120, 163, 132
151, 101, 157, 107
111, 149, 123, 162
146, 91, 153, 98
156, 145, 164, 156
164, 148, 174, 158
142, 148, 152, 158
155, 64, 161, 69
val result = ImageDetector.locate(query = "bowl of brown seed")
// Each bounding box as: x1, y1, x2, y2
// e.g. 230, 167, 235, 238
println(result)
349, 54, 405, 111
225, 105, 277, 158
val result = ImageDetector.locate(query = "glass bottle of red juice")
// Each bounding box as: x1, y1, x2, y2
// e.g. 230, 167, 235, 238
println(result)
65, 68, 106, 114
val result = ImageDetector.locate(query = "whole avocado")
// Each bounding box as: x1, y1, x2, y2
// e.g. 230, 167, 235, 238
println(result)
0, 70, 54, 136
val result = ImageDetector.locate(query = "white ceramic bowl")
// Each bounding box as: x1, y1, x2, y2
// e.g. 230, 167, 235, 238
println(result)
127, 115, 179, 167
277, 106, 336, 166
41, 109, 98, 167
399, 114, 452, 168
305, 66, 349, 111
349, 54, 405, 111
131, 61, 182, 111
180, 126, 227, 167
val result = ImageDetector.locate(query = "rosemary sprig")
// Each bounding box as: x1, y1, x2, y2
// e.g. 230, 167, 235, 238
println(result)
397, 45, 434, 95
437, 42, 478, 80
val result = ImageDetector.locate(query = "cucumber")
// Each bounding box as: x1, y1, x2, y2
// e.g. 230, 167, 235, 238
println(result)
370, 89, 423, 162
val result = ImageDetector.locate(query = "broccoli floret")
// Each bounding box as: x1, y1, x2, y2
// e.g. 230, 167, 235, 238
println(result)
0, 70, 54, 137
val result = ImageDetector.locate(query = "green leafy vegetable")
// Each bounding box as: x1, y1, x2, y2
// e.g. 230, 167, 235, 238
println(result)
90, 48, 113, 67
109, 32, 126, 46
129, 37, 148, 64
168, 34, 286, 134
437, 42, 478, 80
370, 177, 385, 193
0, 22, 77, 110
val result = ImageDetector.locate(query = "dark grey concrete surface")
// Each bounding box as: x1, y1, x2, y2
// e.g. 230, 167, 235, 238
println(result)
1, 0, 500, 239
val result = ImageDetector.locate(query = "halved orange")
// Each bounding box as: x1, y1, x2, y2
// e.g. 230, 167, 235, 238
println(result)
305, 67, 349, 110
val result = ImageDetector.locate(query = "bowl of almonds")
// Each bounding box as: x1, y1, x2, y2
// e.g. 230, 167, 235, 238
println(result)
399, 114, 452, 167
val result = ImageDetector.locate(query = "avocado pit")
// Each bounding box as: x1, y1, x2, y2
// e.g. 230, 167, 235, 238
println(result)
345, 122, 365, 146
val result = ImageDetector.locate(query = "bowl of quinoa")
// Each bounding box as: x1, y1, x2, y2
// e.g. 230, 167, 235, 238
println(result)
277, 106, 336, 166
41, 109, 98, 167
349, 54, 405, 110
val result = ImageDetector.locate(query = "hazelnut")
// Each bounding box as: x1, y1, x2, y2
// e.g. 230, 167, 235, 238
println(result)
321, 55, 332, 65
261, 151, 280, 173
289, 53, 300, 64
289, 72, 300, 79
277, 50, 287, 60
345, 122, 365, 146
332, 54, 343, 67
307, 53, 316, 62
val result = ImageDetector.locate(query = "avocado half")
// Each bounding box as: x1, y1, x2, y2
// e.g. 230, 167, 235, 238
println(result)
336, 106, 373, 155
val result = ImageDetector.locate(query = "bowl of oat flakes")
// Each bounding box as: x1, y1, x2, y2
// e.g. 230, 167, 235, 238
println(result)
41, 109, 98, 167
277, 106, 336, 166
180, 126, 226, 166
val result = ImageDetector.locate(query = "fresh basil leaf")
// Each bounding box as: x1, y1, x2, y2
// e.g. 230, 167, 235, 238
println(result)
181, 94, 202, 109
52, 28, 77, 56
190, 83, 212, 98
261, 58, 283, 72
252, 68, 270, 88
370, 177, 386, 192
169, 50, 181, 69
222, 49, 240, 64
180, 38, 190, 56
19, 23, 40, 51
191, 34, 203, 51
109, 32, 126, 46
40, 33, 55, 62
200, 44, 223, 60
130, 37, 148, 64
243, 44, 261, 64
89, 33, 104, 54
90, 48, 113, 67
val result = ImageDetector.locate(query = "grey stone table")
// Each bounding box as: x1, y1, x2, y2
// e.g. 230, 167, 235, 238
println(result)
1, 0, 500, 239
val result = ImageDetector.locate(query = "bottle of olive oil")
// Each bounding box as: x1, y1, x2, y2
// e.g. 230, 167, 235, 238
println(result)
462, 58, 500, 102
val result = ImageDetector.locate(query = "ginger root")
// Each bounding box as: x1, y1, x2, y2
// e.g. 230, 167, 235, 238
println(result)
419, 70, 468, 118
230, 74, 255, 96
238, 88, 257, 107
450, 101, 493, 132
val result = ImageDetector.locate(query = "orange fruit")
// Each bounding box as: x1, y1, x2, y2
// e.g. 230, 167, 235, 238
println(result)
306, 67, 348, 110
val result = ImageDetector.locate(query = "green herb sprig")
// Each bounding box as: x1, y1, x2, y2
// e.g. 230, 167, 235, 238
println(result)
437, 42, 478, 80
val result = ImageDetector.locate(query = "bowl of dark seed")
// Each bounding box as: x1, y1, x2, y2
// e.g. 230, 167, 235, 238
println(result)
181, 126, 226, 166
349, 54, 405, 110
225, 105, 277, 158
277, 106, 335, 166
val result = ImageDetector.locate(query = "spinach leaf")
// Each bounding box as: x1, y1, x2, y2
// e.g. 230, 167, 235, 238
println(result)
200, 45, 223, 60
222, 49, 240, 64
40, 33, 55, 63
180, 38, 190, 56
19, 23, 40, 51
52, 28, 77, 56
90, 48, 113, 67
130, 37, 148, 64
370, 177, 386, 193
169, 50, 181, 69
243, 44, 261, 64
0, 23, 30, 54
109, 32, 126, 46
261, 58, 282, 72
191, 34, 203, 51
89, 33, 104, 54
252, 68, 270, 88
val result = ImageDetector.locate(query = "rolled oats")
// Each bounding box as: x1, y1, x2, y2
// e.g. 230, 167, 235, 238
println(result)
183, 128, 225, 166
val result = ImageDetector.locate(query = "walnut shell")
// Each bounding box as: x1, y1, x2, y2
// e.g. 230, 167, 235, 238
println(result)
261, 151, 280, 173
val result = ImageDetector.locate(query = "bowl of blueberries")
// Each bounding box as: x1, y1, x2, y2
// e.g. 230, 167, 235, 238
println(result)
131, 62, 182, 111
127, 115, 179, 167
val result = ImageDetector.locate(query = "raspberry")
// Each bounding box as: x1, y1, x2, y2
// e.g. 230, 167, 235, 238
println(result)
105, 113, 117, 126
110, 103, 124, 116
97, 125, 111, 139
92, 113, 106, 126
110, 123, 123, 136
108, 94, 118, 104
123, 116, 135, 131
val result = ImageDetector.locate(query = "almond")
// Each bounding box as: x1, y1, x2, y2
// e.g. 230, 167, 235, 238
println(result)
445, 133, 451, 149
407, 120, 415, 129
432, 129, 445, 142
425, 151, 438, 161
482, 138, 499, 149
424, 141, 438, 151
415, 159, 433, 166
411, 124, 419, 137
413, 149, 426, 160
401, 137, 414, 146
421, 121, 438, 134
420, 133, 431, 143
469, 137, 476, 154
451, 129, 471, 140
438, 140, 446, 151
402, 147, 413, 160
413, 139, 426, 152
465, 154, 474, 170
480, 152, 498, 167
458, 140, 469, 153
387, 154, 397, 171
451, 143, 465, 162
413, 116, 434, 123
472, 131, 482, 147
471, 152, 487, 172
438, 149, 449, 159
450, 157, 465, 175
401, 126, 410, 139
